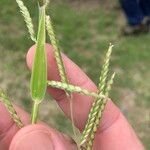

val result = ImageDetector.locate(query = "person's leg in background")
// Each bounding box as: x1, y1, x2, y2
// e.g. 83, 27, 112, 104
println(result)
120, 0, 144, 26
120, 0, 150, 35
140, 0, 150, 19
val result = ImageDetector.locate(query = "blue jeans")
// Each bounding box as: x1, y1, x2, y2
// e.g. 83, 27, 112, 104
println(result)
120, 0, 150, 25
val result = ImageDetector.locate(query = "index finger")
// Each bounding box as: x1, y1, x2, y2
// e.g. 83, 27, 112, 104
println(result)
26, 44, 144, 149
26, 44, 120, 131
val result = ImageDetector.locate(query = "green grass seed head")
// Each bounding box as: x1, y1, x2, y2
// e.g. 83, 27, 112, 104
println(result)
0, 89, 24, 128
46, 15, 71, 98
80, 44, 114, 147
16, 0, 36, 42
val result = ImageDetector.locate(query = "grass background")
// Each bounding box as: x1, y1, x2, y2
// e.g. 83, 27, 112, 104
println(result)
0, 0, 149, 149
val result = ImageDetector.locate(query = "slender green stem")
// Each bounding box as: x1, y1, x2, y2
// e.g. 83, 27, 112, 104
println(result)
31, 101, 40, 124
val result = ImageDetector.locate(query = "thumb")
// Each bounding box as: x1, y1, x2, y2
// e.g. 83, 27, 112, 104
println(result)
9, 124, 77, 150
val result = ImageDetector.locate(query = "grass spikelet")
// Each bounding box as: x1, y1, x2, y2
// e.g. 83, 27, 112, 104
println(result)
80, 44, 113, 146
16, 0, 36, 42
0, 89, 24, 128
105, 72, 116, 96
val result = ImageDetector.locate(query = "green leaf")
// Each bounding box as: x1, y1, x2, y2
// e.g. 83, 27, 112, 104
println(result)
30, 5, 47, 103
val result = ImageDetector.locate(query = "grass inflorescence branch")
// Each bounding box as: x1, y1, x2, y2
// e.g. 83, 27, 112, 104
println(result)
80, 45, 114, 148
47, 80, 108, 99
85, 72, 115, 149
46, 13, 78, 147
46, 15, 71, 98
0, 89, 24, 128
16, 0, 36, 42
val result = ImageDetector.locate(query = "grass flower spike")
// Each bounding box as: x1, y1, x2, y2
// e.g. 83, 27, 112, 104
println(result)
46, 15, 70, 97
47, 80, 107, 99
81, 44, 114, 148
30, 3, 47, 124
46, 13, 80, 146
16, 0, 36, 42
86, 72, 115, 149
0, 89, 23, 128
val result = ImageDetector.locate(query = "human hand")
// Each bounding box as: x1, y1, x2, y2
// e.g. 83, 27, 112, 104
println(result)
0, 44, 144, 150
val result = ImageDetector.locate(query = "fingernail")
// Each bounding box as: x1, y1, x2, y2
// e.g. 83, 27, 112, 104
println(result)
10, 125, 54, 150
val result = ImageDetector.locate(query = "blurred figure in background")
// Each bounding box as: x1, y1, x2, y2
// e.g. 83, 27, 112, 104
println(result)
120, 0, 150, 35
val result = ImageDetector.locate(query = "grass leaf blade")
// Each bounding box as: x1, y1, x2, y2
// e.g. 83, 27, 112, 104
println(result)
30, 5, 47, 123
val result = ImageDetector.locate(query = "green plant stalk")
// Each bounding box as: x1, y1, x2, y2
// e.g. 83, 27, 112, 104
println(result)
80, 45, 113, 145
86, 73, 115, 149
31, 101, 40, 124
0, 89, 24, 128
16, 0, 36, 42
30, 4, 47, 124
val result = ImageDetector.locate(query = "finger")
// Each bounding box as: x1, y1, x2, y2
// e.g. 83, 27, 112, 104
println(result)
26, 44, 120, 131
93, 114, 144, 150
0, 102, 29, 150
26, 44, 144, 149
10, 124, 77, 150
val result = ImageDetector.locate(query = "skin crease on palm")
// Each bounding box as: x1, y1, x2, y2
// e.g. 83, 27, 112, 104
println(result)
0, 44, 144, 150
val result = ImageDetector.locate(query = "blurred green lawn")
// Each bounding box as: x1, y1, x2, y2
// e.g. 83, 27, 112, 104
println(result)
0, 0, 149, 149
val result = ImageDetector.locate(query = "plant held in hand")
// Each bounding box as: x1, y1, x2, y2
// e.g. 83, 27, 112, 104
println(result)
0, 1, 115, 150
